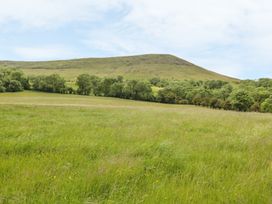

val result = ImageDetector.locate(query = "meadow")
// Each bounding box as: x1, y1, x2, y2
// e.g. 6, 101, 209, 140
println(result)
0, 91, 272, 203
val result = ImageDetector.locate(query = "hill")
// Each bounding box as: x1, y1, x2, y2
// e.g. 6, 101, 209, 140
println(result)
0, 91, 271, 203
0, 54, 238, 82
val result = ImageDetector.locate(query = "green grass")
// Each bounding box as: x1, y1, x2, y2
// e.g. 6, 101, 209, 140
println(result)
0, 54, 238, 82
0, 91, 271, 203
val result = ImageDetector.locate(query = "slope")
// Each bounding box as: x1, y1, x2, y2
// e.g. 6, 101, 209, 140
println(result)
0, 54, 238, 82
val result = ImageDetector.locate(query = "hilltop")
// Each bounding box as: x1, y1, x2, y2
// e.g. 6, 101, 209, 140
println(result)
0, 54, 238, 82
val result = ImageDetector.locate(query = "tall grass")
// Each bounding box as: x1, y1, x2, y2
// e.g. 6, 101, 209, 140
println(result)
0, 92, 271, 203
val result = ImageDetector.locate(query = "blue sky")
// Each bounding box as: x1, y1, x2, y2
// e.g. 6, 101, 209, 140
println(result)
1, 0, 272, 79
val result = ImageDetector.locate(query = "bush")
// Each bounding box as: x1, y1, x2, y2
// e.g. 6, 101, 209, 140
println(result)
150, 77, 161, 86
109, 82, 124, 97
5, 80, 23, 92
2, 68, 272, 114
231, 90, 254, 112
157, 87, 177, 104
0, 69, 30, 92
76, 74, 93, 95
32, 74, 66, 93
260, 96, 272, 113
0, 81, 6, 92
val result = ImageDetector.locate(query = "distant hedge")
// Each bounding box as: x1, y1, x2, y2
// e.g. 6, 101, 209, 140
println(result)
1, 68, 272, 113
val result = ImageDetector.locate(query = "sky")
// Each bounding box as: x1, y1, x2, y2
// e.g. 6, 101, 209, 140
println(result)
0, 0, 272, 79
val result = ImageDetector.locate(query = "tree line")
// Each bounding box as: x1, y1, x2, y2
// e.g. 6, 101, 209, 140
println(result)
1, 68, 272, 113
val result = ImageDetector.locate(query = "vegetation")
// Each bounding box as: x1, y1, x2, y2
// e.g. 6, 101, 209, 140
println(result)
0, 69, 30, 92
0, 54, 238, 82
1, 69, 272, 113
0, 91, 271, 203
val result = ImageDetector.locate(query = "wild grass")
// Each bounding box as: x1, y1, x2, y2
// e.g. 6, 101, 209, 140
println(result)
0, 92, 271, 203
0, 54, 237, 82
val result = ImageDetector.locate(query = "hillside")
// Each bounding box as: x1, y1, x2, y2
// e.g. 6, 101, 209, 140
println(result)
0, 54, 238, 82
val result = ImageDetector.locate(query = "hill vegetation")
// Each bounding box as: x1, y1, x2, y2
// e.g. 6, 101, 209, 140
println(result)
0, 54, 238, 82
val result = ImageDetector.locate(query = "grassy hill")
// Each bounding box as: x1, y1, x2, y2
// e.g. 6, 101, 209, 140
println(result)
0, 91, 271, 203
0, 54, 238, 82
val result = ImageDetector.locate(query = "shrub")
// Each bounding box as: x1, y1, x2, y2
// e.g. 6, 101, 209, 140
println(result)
5, 80, 23, 92
260, 96, 272, 113
230, 90, 254, 112
76, 74, 93, 95
0, 81, 6, 92
157, 87, 176, 104
32, 74, 66, 93
109, 82, 124, 97
150, 77, 161, 86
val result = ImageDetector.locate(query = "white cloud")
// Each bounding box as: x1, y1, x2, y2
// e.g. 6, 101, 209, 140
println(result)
14, 46, 76, 60
1, 0, 272, 78
0, 0, 124, 28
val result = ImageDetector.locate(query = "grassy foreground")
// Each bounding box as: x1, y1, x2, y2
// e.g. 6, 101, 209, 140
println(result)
0, 92, 272, 203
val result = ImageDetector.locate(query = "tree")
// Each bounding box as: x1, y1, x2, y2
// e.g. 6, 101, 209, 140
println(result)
150, 77, 161, 86
32, 74, 66, 93
257, 78, 272, 88
134, 81, 153, 101
260, 96, 272, 113
76, 74, 92, 95
222, 100, 232, 110
213, 84, 233, 100
157, 87, 176, 104
32, 76, 46, 91
250, 102, 261, 112
252, 87, 271, 103
210, 98, 223, 109
0, 81, 5, 92
123, 80, 138, 99
109, 82, 124, 97
204, 80, 227, 89
10, 70, 30, 89
89, 75, 102, 96
230, 90, 254, 112
44, 74, 66, 93
5, 80, 23, 92
0, 68, 30, 92
101, 78, 118, 96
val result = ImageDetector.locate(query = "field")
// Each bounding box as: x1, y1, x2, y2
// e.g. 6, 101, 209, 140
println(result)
0, 92, 272, 203
0, 54, 237, 82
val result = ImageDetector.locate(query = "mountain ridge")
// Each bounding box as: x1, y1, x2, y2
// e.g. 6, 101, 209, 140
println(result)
0, 54, 238, 82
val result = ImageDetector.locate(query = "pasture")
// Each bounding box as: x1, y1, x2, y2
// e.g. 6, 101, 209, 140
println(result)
0, 92, 271, 203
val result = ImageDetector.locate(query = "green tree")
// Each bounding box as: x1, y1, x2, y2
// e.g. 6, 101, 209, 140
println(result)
157, 87, 176, 104
260, 96, 272, 113
134, 81, 153, 101
0, 80, 5, 92
5, 80, 23, 92
257, 78, 272, 88
89, 75, 102, 96
101, 78, 118, 96
230, 90, 254, 112
10, 70, 30, 89
76, 74, 92, 95
150, 77, 161, 86
32, 74, 66, 93
109, 82, 124, 97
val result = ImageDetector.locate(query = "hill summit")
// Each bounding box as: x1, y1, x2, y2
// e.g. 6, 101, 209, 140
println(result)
0, 54, 237, 82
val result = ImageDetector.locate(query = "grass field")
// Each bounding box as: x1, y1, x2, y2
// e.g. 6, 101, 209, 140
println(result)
0, 92, 271, 203
0, 54, 238, 82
